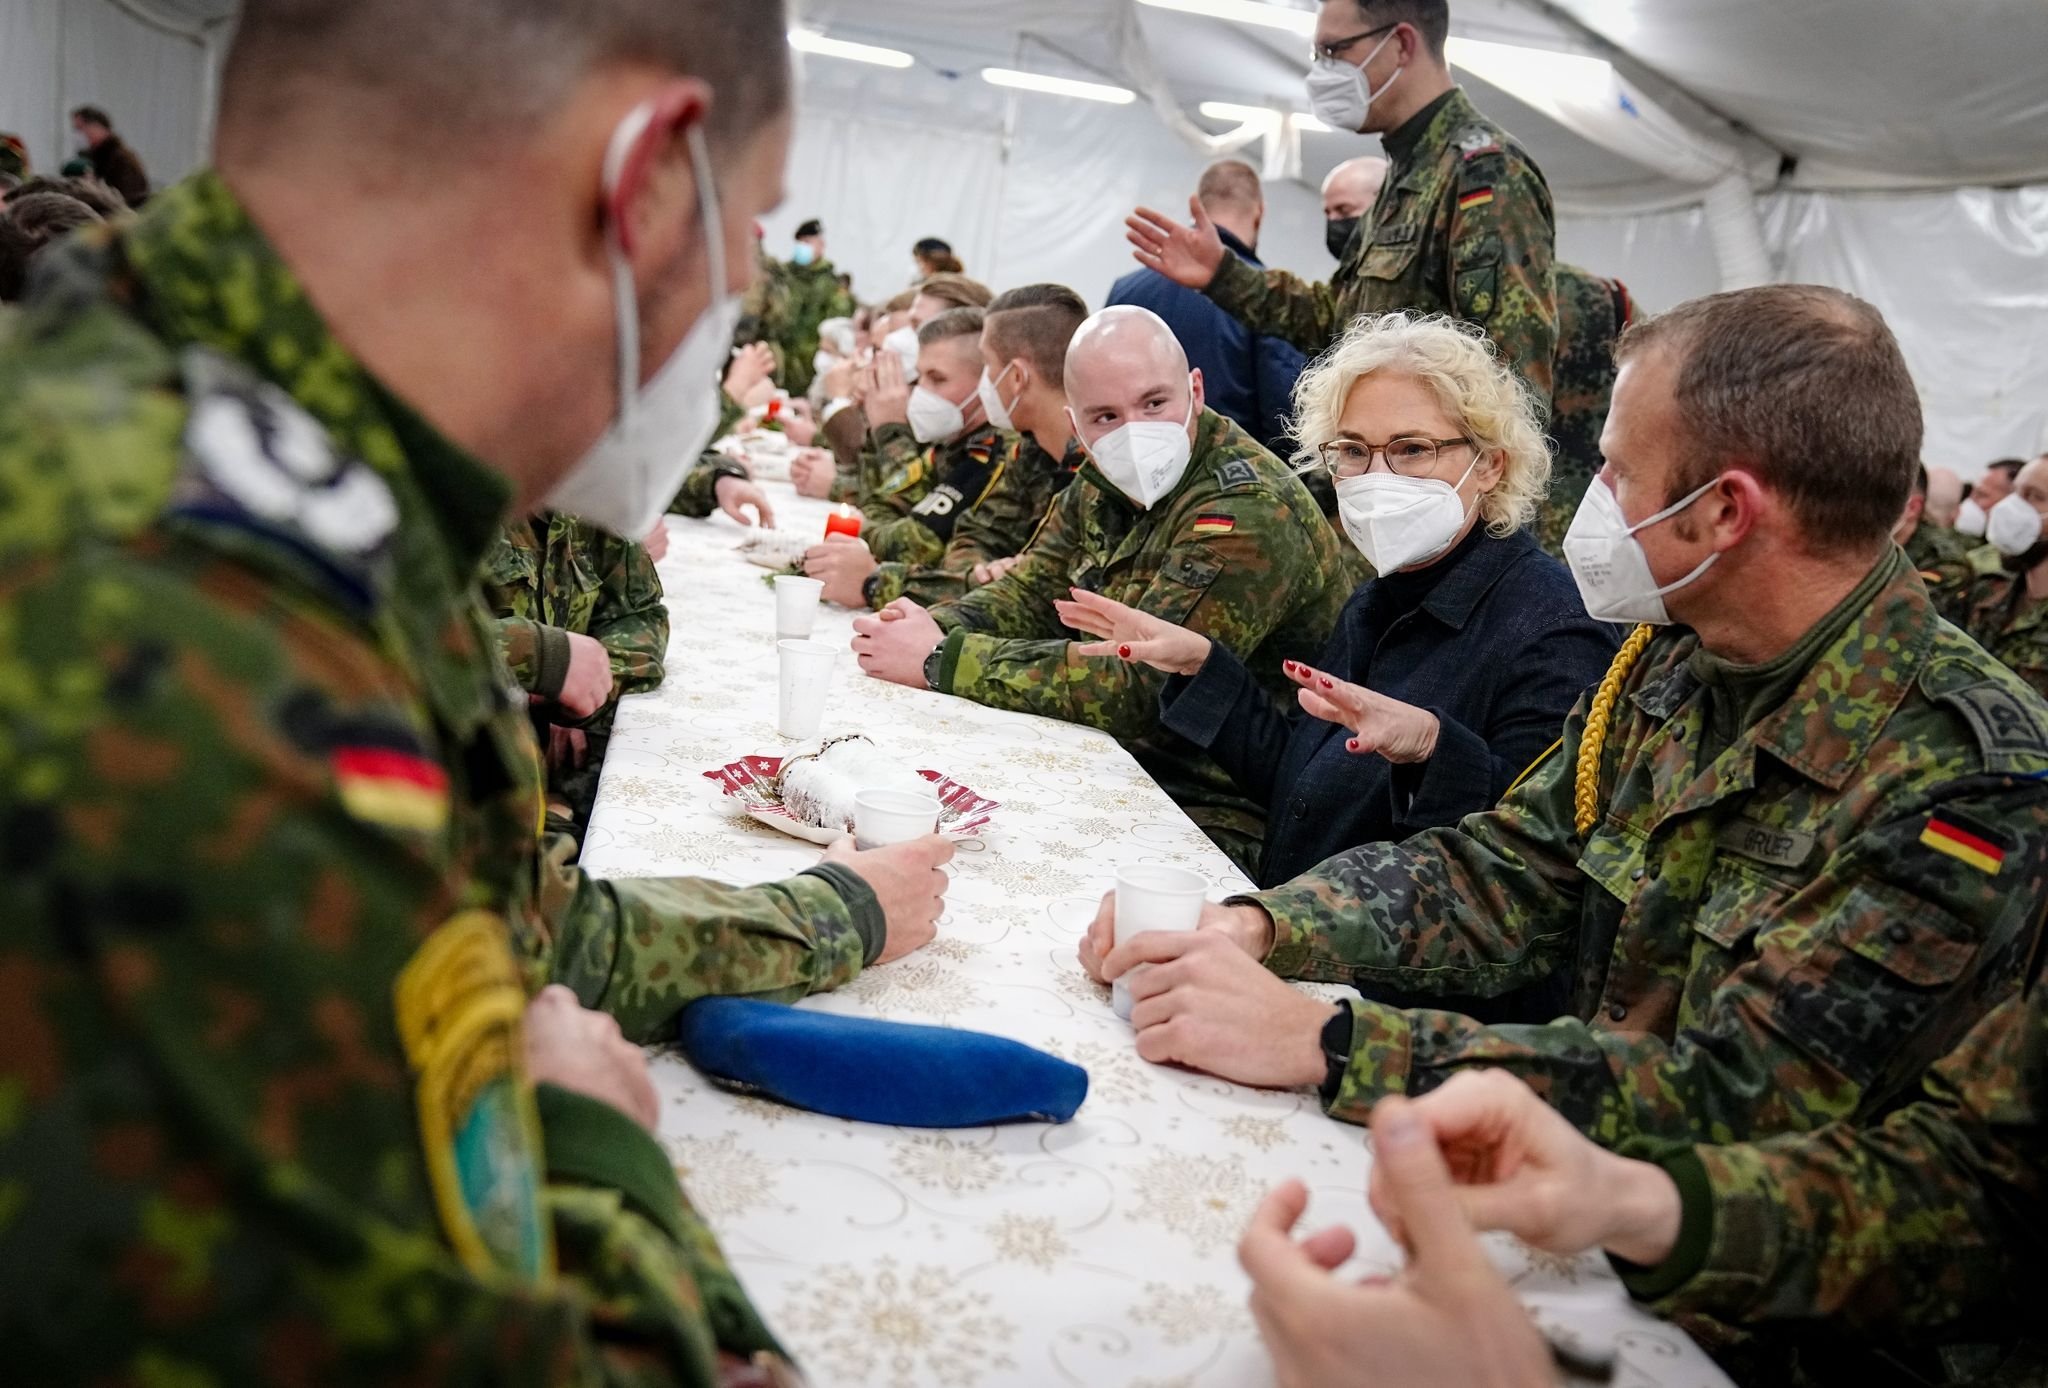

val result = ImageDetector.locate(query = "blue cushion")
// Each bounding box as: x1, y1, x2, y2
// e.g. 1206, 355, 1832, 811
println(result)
676, 998, 1088, 1128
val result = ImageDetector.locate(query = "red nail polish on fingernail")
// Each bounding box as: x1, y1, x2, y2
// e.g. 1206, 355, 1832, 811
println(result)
1320, 677, 1334, 689
1347, 738, 1361, 752
1118, 645, 1132, 659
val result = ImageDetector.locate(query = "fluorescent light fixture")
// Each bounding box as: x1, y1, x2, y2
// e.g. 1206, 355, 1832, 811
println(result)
982, 68, 1137, 104
787, 27, 914, 68
1137, 0, 1315, 36
1446, 37, 1613, 94
1198, 100, 1280, 125
1196, 102, 1332, 134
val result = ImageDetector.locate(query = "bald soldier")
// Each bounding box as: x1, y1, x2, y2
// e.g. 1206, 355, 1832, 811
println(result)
1129, 0, 1559, 408
1320, 153, 1390, 262
0, 0, 953, 1379
850, 306, 1349, 872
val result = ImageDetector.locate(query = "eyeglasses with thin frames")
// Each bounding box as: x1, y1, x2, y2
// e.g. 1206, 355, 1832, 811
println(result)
1316, 436, 1475, 480
1313, 21, 1398, 63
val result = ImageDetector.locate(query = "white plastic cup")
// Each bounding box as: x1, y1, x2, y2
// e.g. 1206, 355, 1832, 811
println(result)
854, 788, 943, 850
1110, 864, 1209, 1022
776, 639, 839, 740
774, 575, 825, 641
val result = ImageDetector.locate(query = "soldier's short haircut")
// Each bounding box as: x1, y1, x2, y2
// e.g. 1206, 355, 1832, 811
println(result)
883, 289, 919, 314
1987, 457, 2026, 482
71, 105, 113, 130
1349, 0, 1450, 58
220, 0, 789, 156
1618, 284, 1921, 555
1196, 160, 1262, 215
913, 272, 993, 311
4, 192, 103, 250
985, 285, 1089, 391
1911, 465, 1928, 499
917, 307, 986, 349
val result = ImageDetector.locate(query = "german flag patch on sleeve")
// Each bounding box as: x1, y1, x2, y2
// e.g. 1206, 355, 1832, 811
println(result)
1920, 813, 2009, 874
334, 746, 451, 834
1191, 513, 1237, 537
1458, 187, 1496, 213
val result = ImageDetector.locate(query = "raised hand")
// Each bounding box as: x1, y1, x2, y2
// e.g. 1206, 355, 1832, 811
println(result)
1283, 660, 1440, 764
1126, 195, 1228, 291
1055, 587, 1212, 677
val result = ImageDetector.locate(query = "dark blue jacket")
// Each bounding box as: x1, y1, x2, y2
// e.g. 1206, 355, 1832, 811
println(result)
1107, 229, 1306, 456
1159, 526, 1617, 1019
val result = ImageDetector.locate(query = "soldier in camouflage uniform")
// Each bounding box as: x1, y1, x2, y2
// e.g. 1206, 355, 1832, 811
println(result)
1896, 461, 1978, 613
483, 512, 669, 837
1127, 1, 1557, 412
1540, 263, 1633, 553
852, 307, 1349, 873
731, 232, 789, 373
1084, 287, 2048, 1165
1944, 465, 2048, 703
770, 218, 852, 398
0, 1, 950, 1377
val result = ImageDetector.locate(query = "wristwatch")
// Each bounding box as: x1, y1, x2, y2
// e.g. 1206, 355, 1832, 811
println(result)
861, 570, 885, 608
1318, 1003, 1355, 1104
921, 641, 947, 691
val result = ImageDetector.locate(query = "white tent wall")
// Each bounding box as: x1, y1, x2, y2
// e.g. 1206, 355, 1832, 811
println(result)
1, 0, 221, 186
1562, 188, 2048, 477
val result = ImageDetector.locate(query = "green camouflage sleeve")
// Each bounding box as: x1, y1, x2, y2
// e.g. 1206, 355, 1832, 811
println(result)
589, 532, 669, 697
1447, 145, 1558, 410
869, 562, 971, 610
0, 555, 768, 1385
942, 436, 1061, 576
933, 498, 1322, 741
929, 481, 1088, 640
1639, 988, 2042, 1331
858, 424, 932, 518
862, 511, 947, 568
669, 454, 746, 519
1311, 768, 2048, 1147
1204, 251, 1346, 359
530, 835, 878, 1043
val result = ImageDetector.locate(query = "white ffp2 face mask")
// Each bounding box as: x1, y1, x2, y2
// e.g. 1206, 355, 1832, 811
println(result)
1955, 497, 1990, 538
1987, 493, 2045, 557
1563, 476, 1722, 626
907, 385, 968, 444
1073, 385, 1197, 510
547, 111, 736, 538
1334, 457, 1479, 573
1305, 30, 1403, 134
978, 363, 1023, 434
883, 326, 921, 382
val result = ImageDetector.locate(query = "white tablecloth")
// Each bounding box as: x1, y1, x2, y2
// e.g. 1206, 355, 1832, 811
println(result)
580, 488, 1733, 1388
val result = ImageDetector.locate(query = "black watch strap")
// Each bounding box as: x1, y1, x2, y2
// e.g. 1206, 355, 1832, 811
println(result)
1318, 1003, 1355, 1104
922, 642, 947, 690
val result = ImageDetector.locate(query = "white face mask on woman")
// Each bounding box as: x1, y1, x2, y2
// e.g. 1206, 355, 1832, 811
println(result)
1334, 456, 1479, 573
546, 108, 735, 538
1986, 493, 2045, 557
1073, 383, 1196, 509
883, 326, 921, 382
1563, 475, 1723, 626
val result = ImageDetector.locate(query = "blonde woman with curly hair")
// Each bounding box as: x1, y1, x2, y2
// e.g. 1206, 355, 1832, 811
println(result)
1065, 313, 1614, 1017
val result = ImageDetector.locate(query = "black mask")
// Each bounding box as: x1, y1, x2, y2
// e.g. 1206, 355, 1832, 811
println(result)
1326, 215, 1362, 260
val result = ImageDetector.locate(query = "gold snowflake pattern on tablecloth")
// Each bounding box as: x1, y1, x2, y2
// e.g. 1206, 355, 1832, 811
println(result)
923, 935, 980, 963
892, 1133, 1005, 1194
1126, 1151, 1259, 1254
1050, 968, 1113, 1011
1511, 1244, 1595, 1286
1004, 748, 1097, 775
775, 1258, 1019, 1388
976, 857, 1087, 897
1128, 1282, 1247, 1346
729, 1094, 793, 1125
1039, 1038, 1155, 1105
593, 774, 691, 810
618, 826, 746, 872
662, 1131, 785, 1219
986, 1212, 1071, 1270
844, 958, 987, 1023
1218, 1115, 1289, 1152
1066, 815, 1125, 840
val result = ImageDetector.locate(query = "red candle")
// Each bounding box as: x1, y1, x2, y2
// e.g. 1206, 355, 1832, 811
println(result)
824, 505, 863, 540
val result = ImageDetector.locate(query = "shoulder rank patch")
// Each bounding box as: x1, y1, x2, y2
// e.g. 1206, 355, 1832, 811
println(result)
1458, 187, 1497, 212
1930, 676, 2048, 769
1921, 812, 2010, 875
334, 744, 450, 834
1214, 458, 1258, 491
1191, 513, 1236, 537
168, 346, 398, 616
